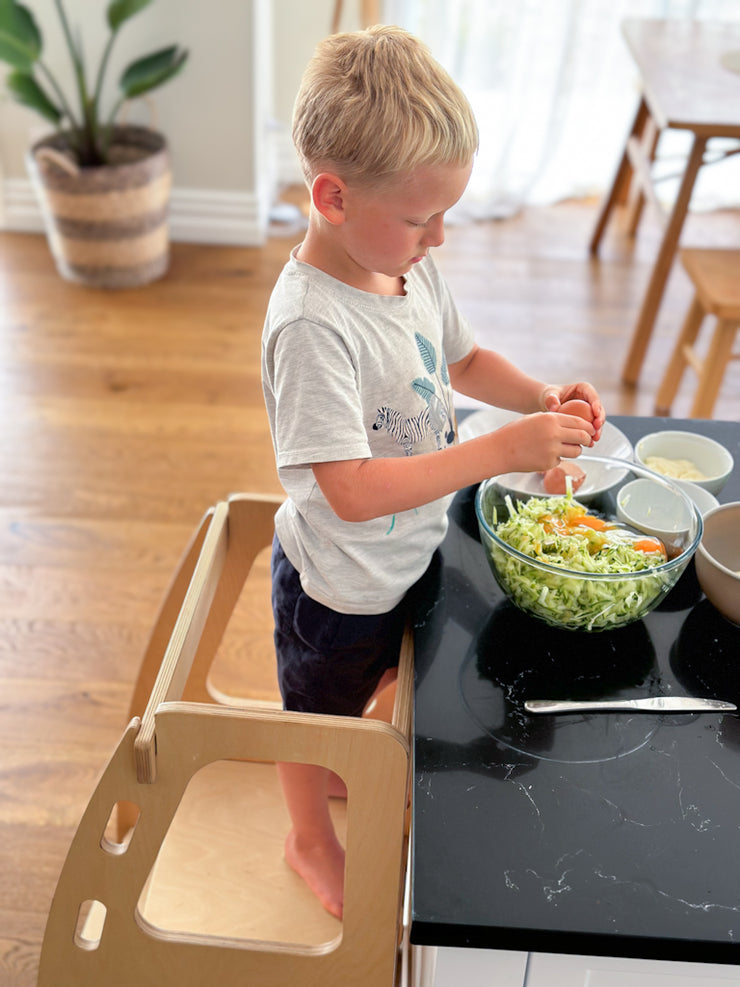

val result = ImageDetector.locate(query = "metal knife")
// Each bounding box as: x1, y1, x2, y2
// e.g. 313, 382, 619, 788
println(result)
524, 697, 737, 714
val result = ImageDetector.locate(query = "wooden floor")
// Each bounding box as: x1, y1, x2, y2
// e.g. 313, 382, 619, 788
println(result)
1, 196, 738, 985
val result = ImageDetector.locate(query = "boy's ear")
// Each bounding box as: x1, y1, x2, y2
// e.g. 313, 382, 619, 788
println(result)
311, 172, 347, 225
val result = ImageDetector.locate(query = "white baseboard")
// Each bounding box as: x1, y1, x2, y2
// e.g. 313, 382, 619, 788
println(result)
168, 187, 266, 245
0, 178, 268, 246
0, 178, 40, 233
274, 128, 304, 187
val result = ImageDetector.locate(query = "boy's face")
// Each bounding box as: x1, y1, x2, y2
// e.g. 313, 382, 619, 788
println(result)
339, 160, 472, 287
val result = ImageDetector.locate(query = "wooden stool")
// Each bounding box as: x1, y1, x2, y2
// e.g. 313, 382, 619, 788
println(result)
38, 494, 414, 986
655, 248, 740, 418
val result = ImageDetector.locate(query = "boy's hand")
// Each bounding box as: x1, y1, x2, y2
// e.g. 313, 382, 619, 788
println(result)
495, 411, 595, 474
540, 382, 605, 444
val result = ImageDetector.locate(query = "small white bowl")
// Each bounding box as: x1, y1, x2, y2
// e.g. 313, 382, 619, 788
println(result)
695, 502, 740, 625
634, 430, 734, 496
680, 481, 720, 516
617, 477, 703, 557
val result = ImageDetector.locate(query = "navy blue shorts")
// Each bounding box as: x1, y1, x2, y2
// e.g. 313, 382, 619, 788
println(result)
271, 535, 408, 716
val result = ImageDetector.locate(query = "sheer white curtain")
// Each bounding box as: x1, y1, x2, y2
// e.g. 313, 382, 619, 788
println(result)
384, 0, 740, 219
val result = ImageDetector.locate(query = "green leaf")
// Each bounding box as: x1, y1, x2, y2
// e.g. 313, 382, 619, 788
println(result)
0, 1, 42, 70
412, 377, 436, 403
118, 44, 188, 99
414, 332, 438, 375
6, 69, 61, 122
106, 0, 152, 32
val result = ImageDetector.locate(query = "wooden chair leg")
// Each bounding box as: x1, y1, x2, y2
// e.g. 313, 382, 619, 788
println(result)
589, 97, 649, 255
654, 294, 705, 415
690, 317, 738, 419
622, 133, 707, 385
624, 115, 660, 236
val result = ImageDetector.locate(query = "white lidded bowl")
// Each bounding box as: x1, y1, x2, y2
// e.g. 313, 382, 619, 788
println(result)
695, 502, 740, 626
634, 430, 733, 496
680, 481, 721, 516
617, 478, 717, 557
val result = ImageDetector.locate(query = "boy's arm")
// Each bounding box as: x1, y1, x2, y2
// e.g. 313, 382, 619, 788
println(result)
449, 343, 550, 414
451, 344, 606, 438
312, 409, 594, 522
312, 344, 604, 523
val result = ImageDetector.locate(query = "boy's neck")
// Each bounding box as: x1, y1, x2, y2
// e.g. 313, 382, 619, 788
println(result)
295, 229, 405, 297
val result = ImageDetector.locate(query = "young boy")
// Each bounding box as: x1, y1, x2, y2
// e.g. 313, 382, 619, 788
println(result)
262, 25, 604, 920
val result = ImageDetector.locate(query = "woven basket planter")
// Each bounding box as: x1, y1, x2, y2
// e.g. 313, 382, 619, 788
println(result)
27, 125, 172, 289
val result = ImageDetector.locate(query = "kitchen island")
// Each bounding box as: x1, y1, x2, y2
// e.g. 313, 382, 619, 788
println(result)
410, 416, 740, 985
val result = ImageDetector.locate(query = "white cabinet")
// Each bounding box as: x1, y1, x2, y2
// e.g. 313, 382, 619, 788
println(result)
414, 947, 740, 987
416, 946, 528, 987
525, 953, 740, 986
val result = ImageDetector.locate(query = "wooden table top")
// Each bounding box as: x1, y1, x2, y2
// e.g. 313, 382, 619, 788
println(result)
623, 18, 740, 136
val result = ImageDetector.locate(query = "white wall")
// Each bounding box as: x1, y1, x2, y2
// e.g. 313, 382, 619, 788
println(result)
0, 0, 373, 244
271, 0, 377, 185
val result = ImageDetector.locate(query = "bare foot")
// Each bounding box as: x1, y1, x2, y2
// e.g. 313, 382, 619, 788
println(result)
284, 828, 346, 919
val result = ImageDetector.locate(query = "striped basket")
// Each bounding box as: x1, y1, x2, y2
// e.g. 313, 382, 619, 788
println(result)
27, 126, 171, 289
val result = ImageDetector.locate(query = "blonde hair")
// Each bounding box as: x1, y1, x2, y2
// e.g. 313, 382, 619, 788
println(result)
292, 25, 479, 187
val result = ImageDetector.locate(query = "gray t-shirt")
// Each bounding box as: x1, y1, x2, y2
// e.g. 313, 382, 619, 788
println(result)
261, 249, 475, 614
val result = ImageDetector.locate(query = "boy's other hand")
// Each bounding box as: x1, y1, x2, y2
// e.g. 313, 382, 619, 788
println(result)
540, 382, 605, 444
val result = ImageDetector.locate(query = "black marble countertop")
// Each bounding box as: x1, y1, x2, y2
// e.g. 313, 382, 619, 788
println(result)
410, 416, 740, 964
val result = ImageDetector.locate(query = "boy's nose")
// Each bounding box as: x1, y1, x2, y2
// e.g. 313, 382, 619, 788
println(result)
422, 215, 445, 247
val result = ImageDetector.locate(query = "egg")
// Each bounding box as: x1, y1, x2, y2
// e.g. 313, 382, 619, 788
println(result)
560, 398, 594, 423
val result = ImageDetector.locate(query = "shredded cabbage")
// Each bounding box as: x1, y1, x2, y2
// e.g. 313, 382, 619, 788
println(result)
488, 491, 672, 631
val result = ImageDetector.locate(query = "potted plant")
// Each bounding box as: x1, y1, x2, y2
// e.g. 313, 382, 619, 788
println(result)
0, 0, 188, 287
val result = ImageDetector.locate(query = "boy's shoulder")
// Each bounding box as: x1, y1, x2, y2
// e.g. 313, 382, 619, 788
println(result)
273, 248, 347, 293
265, 251, 356, 337
270, 251, 345, 307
